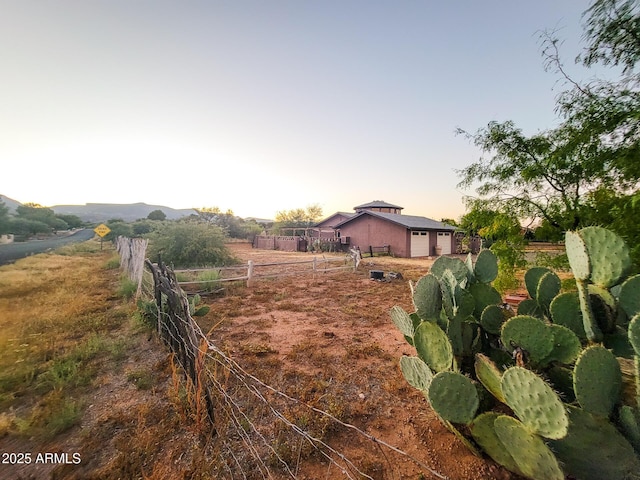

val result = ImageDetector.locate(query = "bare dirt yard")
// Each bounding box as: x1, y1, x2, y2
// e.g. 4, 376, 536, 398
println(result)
187, 243, 518, 480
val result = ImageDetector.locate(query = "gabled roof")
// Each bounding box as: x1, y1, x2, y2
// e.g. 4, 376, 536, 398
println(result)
314, 211, 355, 227
354, 200, 403, 210
334, 210, 456, 231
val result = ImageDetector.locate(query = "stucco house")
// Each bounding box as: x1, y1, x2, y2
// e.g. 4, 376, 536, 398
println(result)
320, 200, 456, 258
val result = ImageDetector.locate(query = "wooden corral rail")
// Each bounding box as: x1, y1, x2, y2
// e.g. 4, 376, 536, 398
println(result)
174, 254, 357, 288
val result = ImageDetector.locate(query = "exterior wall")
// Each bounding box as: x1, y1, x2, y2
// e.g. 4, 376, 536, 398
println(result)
338, 216, 409, 257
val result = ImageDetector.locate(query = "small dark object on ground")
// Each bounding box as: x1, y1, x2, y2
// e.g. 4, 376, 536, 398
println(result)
369, 270, 384, 280
387, 272, 403, 280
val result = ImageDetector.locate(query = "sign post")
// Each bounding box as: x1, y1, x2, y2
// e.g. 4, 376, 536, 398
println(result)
93, 224, 111, 250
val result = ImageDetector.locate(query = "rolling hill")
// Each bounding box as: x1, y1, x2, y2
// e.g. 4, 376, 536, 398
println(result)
51, 203, 198, 222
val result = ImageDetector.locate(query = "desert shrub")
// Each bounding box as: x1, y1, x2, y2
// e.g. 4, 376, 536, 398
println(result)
104, 221, 133, 241
135, 298, 158, 330
117, 278, 138, 300
197, 269, 221, 292
146, 222, 238, 268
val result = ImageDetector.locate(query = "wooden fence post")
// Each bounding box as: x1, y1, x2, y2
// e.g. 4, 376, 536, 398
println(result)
247, 260, 254, 287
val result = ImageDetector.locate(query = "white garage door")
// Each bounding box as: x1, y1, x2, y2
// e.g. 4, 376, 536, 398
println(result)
411, 231, 429, 257
437, 232, 452, 255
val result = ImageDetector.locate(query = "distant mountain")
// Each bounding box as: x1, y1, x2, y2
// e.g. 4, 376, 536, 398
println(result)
0, 195, 22, 213
51, 203, 198, 223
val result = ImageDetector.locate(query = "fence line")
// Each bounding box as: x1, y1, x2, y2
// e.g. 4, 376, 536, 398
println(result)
143, 259, 447, 479
174, 252, 360, 289
115, 236, 149, 297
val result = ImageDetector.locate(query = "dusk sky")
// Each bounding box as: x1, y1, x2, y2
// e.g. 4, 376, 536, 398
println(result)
2, 1, 599, 221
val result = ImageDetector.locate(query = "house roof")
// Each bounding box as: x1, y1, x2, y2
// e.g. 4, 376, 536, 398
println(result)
353, 200, 403, 210
314, 211, 355, 227
334, 210, 456, 231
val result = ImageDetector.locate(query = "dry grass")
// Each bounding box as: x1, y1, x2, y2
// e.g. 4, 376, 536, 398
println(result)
0, 240, 136, 438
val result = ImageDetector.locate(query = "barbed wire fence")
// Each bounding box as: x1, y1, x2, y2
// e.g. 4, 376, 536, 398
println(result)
140, 256, 449, 480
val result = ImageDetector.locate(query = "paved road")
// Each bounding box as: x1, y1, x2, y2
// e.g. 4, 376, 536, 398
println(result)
0, 229, 97, 265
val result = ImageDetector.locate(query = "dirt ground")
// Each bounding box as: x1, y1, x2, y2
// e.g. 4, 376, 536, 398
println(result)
191, 243, 518, 479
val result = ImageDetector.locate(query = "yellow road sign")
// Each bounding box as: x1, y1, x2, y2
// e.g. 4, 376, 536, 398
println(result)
94, 224, 111, 237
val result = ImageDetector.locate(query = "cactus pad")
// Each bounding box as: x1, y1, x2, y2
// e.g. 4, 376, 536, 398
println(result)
619, 405, 640, 453
474, 353, 505, 403
494, 415, 564, 480
579, 226, 631, 288
390, 306, 415, 339
412, 274, 442, 321
413, 320, 453, 372
501, 366, 569, 439
565, 230, 590, 281
549, 405, 640, 480
516, 298, 543, 318
630, 314, 640, 355
620, 275, 640, 320
474, 249, 498, 283
501, 316, 554, 366
524, 267, 552, 300
549, 292, 586, 339
480, 304, 508, 335
573, 345, 622, 418
399, 356, 433, 392
543, 324, 582, 365
469, 282, 502, 318
430, 256, 469, 286
427, 371, 479, 425
470, 412, 522, 476
536, 271, 561, 311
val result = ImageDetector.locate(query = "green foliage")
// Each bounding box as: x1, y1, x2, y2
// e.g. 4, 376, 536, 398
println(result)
458, 0, 640, 266
195, 207, 263, 239
582, 189, 640, 267
458, 204, 526, 293
391, 225, 640, 479
197, 269, 221, 293
146, 222, 237, 268
55, 214, 84, 229
135, 298, 158, 330
272, 204, 323, 234
147, 209, 166, 221
9, 217, 51, 235
13, 203, 72, 232
188, 293, 210, 317
132, 220, 154, 236
0, 200, 10, 235
104, 220, 133, 241
117, 278, 138, 300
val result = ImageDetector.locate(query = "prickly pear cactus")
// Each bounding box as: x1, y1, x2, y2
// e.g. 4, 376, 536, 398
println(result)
428, 371, 479, 425
390, 230, 640, 480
